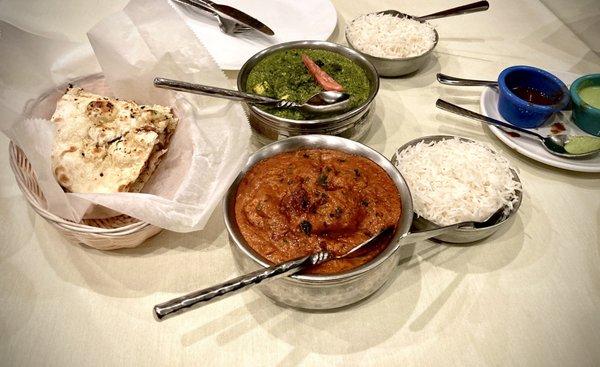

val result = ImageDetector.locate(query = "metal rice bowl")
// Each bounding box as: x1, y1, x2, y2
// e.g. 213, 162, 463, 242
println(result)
391, 135, 523, 243
345, 11, 439, 77
237, 41, 380, 146
223, 135, 413, 310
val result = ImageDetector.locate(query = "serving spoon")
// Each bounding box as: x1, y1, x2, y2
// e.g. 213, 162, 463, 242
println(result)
154, 77, 352, 114
154, 203, 518, 321
153, 226, 395, 321
436, 99, 600, 159
380, 1, 489, 22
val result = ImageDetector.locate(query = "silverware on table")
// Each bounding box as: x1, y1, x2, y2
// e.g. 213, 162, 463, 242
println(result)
154, 77, 352, 114
436, 99, 600, 159
191, 0, 274, 36
173, 0, 251, 35
437, 73, 498, 87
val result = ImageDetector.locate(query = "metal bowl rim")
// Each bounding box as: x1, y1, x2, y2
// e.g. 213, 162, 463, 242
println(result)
392, 134, 523, 233
237, 40, 380, 126
223, 135, 414, 283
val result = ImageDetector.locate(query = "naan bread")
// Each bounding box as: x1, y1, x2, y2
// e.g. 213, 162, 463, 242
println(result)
51, 87, 178, 193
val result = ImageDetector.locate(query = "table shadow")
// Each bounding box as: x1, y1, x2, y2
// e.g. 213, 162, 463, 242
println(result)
248, 244, 422, 356
0, 262, 37, 343
180, 241, 422, 362
0, 196, 36, 263
380, 54, 441, 91
361, 101, 387, 152
35, 201, 230, 298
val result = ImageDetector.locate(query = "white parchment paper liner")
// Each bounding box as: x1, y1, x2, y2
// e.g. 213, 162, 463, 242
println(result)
0, 0, 251, 232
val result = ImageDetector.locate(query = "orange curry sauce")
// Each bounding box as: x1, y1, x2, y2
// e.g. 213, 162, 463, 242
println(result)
234, 148, 402, 274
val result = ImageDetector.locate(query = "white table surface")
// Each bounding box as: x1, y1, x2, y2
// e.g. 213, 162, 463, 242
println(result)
1, 0, 600, 366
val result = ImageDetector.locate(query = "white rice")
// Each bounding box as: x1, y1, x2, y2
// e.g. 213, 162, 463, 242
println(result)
394, 138, 522, 226
346, 13, 436, 59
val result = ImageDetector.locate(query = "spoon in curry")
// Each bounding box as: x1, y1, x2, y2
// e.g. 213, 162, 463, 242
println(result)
436, 99, 600, 159
154, 77, 352, 114
153, 226, 395, 321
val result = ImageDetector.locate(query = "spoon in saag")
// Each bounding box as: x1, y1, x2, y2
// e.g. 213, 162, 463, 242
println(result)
436, 99, 600, 159
153, 226, 395, 321
154, 77, 352, 114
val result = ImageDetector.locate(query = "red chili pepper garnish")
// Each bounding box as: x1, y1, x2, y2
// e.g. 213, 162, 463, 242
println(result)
301, 54, 344, 92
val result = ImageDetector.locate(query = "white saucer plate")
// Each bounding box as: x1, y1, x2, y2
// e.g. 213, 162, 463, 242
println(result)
479, 72, 600, 173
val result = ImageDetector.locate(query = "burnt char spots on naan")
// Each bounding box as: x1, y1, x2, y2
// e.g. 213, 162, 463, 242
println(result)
51, 87, 178, 193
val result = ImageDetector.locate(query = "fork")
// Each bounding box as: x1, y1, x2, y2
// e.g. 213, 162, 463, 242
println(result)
173, 0, 251, 35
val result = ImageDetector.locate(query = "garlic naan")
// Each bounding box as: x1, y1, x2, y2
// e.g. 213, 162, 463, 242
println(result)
51, 87, 178, 193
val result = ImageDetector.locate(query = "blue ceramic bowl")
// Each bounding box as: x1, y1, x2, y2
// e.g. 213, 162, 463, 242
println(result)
570, 74, 600, 136
497, 66, 570, 128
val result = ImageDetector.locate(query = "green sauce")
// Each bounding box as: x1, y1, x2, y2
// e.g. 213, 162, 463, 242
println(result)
246, 49, 371, 120
579, 86, 600, 109
564, 135, 600, 154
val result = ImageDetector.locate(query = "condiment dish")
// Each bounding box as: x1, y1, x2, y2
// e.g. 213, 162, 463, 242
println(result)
570, 74, 600, 136
497, 65, 570, 128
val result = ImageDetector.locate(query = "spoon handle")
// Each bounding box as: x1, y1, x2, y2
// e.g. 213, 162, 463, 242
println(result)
153, 77, 279, 105
400, 222, 464, 243
153, 252, 330, 321
436, 99, 545, 140
437, 73, 498, 87
417, 1, 490, 21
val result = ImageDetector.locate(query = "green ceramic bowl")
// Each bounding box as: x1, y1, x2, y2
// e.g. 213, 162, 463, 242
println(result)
570, 74, 600, 136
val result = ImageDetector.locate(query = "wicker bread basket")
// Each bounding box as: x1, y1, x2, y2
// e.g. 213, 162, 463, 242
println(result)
8, 74, 164, 250
9, 142, 162, 250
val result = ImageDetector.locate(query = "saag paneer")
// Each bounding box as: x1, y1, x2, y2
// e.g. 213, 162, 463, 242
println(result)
246, 49, 370, 120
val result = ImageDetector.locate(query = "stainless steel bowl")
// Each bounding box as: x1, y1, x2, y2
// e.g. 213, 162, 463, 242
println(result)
237, 41, 380, 145
345, 11, 439, 77
223, 135, 413, 310
391, 135, 523, 243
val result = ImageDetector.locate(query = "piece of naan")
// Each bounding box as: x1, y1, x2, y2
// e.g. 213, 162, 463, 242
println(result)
51, 87, 178, 193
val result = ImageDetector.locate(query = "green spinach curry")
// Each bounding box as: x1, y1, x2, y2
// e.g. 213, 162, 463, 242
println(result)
246, 49, 370, 120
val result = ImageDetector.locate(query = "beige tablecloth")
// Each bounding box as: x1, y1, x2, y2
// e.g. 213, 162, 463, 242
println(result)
1, 0, 599, 366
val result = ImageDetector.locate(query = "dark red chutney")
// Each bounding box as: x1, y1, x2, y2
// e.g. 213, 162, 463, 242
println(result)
510, 85, 562, 105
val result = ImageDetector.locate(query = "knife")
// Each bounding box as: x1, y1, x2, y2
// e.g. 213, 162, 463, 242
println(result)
190, 0, 275, 36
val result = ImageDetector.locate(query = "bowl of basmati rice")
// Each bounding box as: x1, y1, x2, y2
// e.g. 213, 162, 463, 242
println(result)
345, 11, 439, 77
391, 135, 523, 243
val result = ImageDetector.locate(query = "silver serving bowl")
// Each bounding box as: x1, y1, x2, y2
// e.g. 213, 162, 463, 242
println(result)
391, 135, 523, 243
237, 41, 380, 145
345, 11, 439, 77
223, 135, 413, 310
